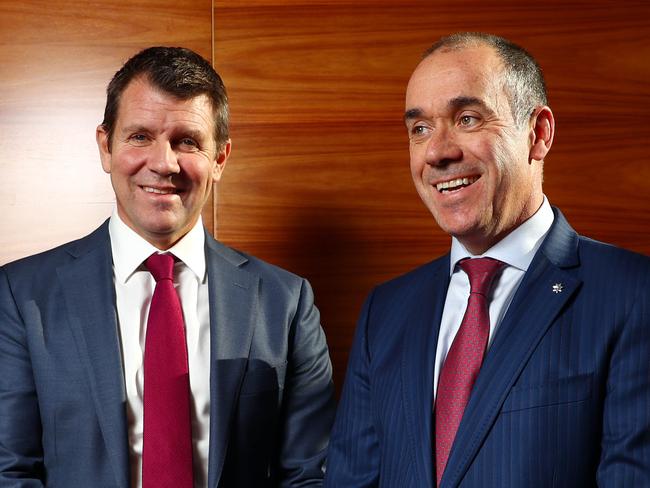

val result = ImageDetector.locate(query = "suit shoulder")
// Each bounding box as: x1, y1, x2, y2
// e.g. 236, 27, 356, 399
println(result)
368, 255, 449, 306
4, 242, 72, 272
376, 255, 448, 289
243, 251, 304, 287
578, 236, 650, 304
3, 229, 103, 275
205, 235, 305, 289
577, 235, 650, 274
1, 222, 109, 290
573, 236, 650, 304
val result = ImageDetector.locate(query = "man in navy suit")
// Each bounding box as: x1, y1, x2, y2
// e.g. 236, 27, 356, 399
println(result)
0, 47, 335, 487
325, 33, 650, 487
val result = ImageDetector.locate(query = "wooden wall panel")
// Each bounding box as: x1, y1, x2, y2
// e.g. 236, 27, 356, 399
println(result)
214, 0, 649, 392
0, 0, 213, 265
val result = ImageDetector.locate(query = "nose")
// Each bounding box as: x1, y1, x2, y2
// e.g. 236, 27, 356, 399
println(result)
148, 140, 180, 175
424, 126, 463, 167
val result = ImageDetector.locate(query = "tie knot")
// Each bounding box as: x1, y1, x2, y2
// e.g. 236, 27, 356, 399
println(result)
145, 253, 175, 282
459, 257, 505, 296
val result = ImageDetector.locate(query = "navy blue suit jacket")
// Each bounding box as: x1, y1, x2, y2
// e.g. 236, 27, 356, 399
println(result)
325, 209, 650, 487
0, 221, 335, 487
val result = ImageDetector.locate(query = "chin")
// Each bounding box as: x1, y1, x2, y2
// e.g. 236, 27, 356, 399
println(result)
442, 223, 488, 248
139, 220, 183, 239
432, 212, 473, 235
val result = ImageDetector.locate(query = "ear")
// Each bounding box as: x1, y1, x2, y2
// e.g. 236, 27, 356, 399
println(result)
528, 106, 555, 163
212, 139, 231, 182
96, 125, 112, 174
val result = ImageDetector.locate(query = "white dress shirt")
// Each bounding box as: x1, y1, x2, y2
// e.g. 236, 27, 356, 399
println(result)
108, 210, 210, 488
433, 197, 555, 399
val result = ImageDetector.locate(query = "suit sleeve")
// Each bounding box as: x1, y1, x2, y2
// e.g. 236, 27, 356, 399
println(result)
0, 267, 45, 486
278, 278, 336, 487
597, 276, 650, 486
324, 290, 380, 487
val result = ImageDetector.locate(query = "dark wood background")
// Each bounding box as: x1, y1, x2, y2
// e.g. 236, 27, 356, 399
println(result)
2, 0, 648, 393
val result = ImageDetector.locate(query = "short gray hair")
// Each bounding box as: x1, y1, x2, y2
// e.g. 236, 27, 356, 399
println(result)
424, 33, 547, 126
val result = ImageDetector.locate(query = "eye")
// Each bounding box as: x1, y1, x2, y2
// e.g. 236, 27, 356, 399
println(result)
128, 133, 149, 145
458, 114, 479, 128
178, 137, 199, 151
408, 124, 431, 141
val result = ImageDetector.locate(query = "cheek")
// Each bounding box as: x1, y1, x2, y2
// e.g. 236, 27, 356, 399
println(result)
468, 133, 496, 159
183, 158, 216, 189
410, 165, 427, 192
480, 135, 512, 177
491, 146, 531, 206
409, 148, 426, 179
111, 149, 145, 177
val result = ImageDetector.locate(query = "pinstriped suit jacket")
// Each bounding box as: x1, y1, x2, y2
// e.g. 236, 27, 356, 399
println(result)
325, 208, 650, 487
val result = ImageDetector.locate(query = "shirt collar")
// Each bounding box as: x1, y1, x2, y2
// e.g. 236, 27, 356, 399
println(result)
449, 196, 554, 275
108, 209, 206, 284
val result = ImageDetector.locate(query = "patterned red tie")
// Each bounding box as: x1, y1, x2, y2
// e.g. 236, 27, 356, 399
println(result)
435, 257, 505, 486
143, 253, 193, 488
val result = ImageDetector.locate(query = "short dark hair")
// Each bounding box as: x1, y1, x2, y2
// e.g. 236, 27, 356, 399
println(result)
101, 46, 229, 148
423, 33, 547, 126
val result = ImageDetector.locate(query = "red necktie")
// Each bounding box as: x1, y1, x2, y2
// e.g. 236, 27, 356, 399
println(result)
143, 253, 194, 488
435, 257, 505, 486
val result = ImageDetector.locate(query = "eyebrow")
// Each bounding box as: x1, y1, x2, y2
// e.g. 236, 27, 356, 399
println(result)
403, 96, 494, 124
403, 108, 423, 124
120, 124, 151, 135
174, 128, 205, 141
448, 96, 492, 114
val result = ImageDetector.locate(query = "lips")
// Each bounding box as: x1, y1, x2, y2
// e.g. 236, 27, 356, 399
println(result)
435, 175, 479, 193
141, 185, 179, 195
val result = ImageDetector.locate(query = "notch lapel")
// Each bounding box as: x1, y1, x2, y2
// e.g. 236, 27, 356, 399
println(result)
57, 223, 129, 488
441, 210, 582, 487
401, 257, 450, 486
204, 236, 259, 487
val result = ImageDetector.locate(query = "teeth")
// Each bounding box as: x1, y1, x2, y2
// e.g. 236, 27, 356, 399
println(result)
436, 176, 478, 192
143, 186, 175, 195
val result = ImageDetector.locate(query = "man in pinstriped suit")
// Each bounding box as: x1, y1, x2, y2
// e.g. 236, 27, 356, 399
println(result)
325, 32, 650, 487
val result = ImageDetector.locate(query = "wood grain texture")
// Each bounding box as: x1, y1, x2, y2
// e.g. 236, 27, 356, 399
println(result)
213, 1, 650, 393
0, 0, 213, 264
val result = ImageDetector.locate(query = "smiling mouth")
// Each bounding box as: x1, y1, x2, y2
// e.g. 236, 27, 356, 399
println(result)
142, 186, 179, 195
435, 176, 479, 193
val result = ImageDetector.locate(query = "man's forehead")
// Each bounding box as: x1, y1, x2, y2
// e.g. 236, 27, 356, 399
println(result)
121, 77, 209, 106
117, 79, 212, 120
406, 46, 505, 111
410, 45, 502, 87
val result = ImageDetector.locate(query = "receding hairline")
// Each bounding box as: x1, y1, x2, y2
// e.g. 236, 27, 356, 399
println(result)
416, 32, 548, 126
418, 39, 507, 77
422, 32, 518, 59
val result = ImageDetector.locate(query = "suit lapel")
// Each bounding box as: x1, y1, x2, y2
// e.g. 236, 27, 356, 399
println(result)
204, 235, 258, 487
57, 222, 130, 488
401, 257, 450, 487
441, 209, 582, 487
